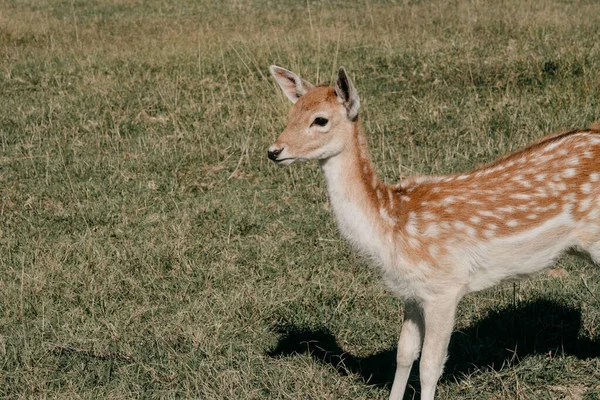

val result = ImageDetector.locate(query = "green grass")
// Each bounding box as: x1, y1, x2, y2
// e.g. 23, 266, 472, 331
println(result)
1, 0, 600, 398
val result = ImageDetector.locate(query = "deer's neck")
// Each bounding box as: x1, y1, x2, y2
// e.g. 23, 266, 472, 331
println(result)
319, 122, 396, 262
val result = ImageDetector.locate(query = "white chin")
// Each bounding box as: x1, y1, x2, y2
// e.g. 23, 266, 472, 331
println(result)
275, 158, 296, 166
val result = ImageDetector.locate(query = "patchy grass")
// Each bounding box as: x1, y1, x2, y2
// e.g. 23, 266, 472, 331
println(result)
1, 0, 600, 398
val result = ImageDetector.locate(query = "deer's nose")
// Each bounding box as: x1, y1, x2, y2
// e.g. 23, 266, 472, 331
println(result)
267, 148, 283, 161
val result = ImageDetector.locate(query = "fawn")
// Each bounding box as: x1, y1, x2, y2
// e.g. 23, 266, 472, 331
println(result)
268, 65, 600, 400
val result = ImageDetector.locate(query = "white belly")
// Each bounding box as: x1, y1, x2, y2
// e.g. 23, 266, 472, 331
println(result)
466, 212, 577, 292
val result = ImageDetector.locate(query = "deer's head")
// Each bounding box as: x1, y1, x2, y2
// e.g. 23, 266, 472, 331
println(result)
268, 66, 360, 165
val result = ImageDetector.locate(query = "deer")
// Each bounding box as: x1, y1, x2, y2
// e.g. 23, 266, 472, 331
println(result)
267, 65, 600, 400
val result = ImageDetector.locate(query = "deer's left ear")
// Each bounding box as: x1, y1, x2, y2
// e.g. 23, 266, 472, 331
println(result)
270, 65, 315, 104
335, 67, 360, 121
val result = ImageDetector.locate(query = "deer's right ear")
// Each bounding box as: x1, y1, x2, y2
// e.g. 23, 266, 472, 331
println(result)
270, 65, 315, 104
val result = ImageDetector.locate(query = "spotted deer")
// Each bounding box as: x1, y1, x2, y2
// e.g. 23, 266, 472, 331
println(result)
267, 65, 600, 400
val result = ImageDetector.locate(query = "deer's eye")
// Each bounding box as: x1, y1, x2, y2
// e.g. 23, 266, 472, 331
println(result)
311, 117, 329, 127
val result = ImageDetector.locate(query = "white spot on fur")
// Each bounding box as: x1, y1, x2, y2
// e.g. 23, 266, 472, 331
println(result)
441, 196, 456, 205
506, 219, 519, 227
465, 226, 477, 237
429, 244, 439, 257
469, 216, 482, 224
518, 180, 532, 188
536, 154, 553, 164
424, 223, 440, 237
510, 193, 532, 200
581, 183, 592, 194
535, 173, 547, 182
452, 221, 466, 230
380, 208, 396, 226
564, 193, 576, 203
566, 157, 580, 166
497, 206, 515, 213
422, 212, 436, 220
534, 187, 548, 197
468, 199, 484, 206
483, 230, 495, 238
478, 210, 498, 218
543, 141, 561, 152
533, 203, 558, 213
579, 198, 592, 212
563, 168, 576, 178
405, 212, 418, 235
590, 173, 599, 182
548, 181, 567, 192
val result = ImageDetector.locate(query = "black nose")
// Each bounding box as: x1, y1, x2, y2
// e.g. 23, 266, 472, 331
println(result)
267, 148, 283, 161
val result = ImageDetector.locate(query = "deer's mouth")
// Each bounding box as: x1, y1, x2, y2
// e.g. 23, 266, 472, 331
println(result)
272, 157, 296, 166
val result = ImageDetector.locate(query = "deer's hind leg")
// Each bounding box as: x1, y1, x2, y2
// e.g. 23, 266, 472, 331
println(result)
574, 225, 600, 265
584, 241, 600, 265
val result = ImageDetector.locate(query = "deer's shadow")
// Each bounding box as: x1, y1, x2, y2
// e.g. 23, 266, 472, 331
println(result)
267, 299, 599, 395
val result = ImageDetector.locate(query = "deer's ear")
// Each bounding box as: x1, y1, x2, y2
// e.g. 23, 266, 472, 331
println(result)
335, 67, 360, 121
270, 65, 315, 104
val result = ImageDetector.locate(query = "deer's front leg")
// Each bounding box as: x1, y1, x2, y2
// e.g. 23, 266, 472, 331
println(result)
418, 295, 460, 400
389, 301, 424, 400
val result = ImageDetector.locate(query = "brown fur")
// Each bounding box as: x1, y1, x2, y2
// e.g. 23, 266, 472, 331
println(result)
386, 130, 600, 250
337, 125, 600, 270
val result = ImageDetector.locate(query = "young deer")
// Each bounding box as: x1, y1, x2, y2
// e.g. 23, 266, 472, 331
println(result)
268, 65, 600, 400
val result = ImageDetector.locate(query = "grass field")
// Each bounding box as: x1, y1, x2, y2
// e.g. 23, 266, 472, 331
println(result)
2, 0, 600, 398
